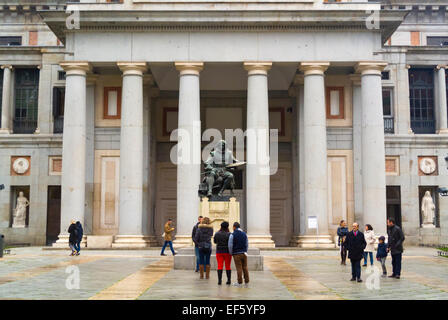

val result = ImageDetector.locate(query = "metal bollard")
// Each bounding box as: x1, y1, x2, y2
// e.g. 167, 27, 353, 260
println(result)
0, 234, 4, 258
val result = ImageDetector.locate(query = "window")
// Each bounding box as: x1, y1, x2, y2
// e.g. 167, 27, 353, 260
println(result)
409, 68, 435, 134
0, 69, 3, 127
427, 36, 448, 46
0, 36, 22, 46
13, 68, 39, 134
58, 71, 66, 80
383, 88, 394, 134
326, 87, 344, 119
103, 87, 121, 119
53, 87, 65, 134
381, 71, 390, 80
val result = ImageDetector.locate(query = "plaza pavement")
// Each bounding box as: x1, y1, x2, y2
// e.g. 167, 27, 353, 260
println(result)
0, 246, 447, 300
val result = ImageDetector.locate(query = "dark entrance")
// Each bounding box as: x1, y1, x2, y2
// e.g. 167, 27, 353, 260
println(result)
386, 186, 402, 228
46, 186, 61, 245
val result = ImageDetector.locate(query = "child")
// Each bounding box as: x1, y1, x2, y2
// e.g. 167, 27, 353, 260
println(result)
376, 236, 388, 277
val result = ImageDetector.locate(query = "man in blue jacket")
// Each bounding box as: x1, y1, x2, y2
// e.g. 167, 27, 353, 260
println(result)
228, 222, 249, 287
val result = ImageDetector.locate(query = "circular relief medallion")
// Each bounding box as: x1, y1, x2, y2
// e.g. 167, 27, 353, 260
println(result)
13, 158, 30, 175
419, 157, 436, 175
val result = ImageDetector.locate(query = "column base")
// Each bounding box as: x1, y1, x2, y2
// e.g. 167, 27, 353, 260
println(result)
112, 235, 158, 248
295, 235, 335, 249
437, 129, 448, 134
172, 235, 194, 248
52, 235, 87, 248
0, 129, 11, 134
247, 235, 275, 248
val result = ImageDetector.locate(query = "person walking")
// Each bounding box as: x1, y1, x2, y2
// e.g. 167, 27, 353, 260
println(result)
74, 221, 83, 256
67, 219, 78, 256
194, 217, 214, 279
213, 221, 232, 285
228, 222, 249, 287
161, 218, 176, 256
363, 224, 375, 267
387, 218, 405, 279
337, 220, 349, 265
376, 236, 388, 277
192, 216, 203, 272
344, 222, 366, 283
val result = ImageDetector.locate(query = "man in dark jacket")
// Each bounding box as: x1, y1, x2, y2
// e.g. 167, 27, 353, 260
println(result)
191, 216, 203, 272
344, 222, 366, 282
387, 218, 405, 279
67, 219, 78, 256
74, 221, 83, 256
228, 222, 249, 287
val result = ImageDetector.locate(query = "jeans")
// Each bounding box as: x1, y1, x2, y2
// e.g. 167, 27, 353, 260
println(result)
74, 241, 81, 253
391, 253, 402, 276
380, 257, 387, 274
340, 244, 347, 263
216, 253, 232, 271
233, 253, 249, 284
195, 247, 200, 271
198, 248, 211, 267
350, 259, 361, 280
69, 243, 76, 253
363, 252, 374, 265
161, 241, 175, 255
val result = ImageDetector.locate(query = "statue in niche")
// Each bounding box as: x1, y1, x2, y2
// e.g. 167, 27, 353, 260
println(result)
421, 190, 436, 228
12, 191, 29, 228
198, 140, 245, 199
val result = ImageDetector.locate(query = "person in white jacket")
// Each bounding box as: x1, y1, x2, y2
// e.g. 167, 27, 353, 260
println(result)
363, 224, 375, 267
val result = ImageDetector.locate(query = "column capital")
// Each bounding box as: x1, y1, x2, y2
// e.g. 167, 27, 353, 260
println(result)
355, 61, 387, 76
436, 64, 447, 70
1, 65, 13, 70
117, 62, 147, 76
175, 62, 204, 76
243, 62, 272, 75
349, 74, 361, 86
60, 61, 91, 76
299, 62, 330, 76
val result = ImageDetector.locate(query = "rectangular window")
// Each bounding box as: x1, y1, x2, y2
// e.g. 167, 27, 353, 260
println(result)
326, 87, 344, 119
381, 71, 390, 80
103, 87, 121, 119
382, 88, 393, 117
58, 71, 66, 80
427, 36, 448, 46
0, 69, 3, 127
53, 87, 65, 134
0, 36, 22, 46
13, 68, 39, 134
409, 68, 435, 134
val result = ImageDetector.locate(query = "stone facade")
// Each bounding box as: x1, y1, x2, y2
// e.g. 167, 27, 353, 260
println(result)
0, 1, 447, 247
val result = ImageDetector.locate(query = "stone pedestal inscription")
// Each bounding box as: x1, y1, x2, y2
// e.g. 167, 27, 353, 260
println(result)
199, 197, 240, 234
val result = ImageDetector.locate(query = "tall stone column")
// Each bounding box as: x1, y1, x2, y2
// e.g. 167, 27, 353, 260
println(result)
173, 62, 203, 246
113, 62, 152, 248
54, 61, 90, 247
396, 62, 413, 134
0, 65, 13, 134
356, 62, 388, 237
244, 62, 275, 248
436, 65, 448, 134
297, 62, 333, 248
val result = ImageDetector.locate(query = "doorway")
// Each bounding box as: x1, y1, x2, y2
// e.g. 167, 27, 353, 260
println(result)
386, 186, 402, 228
46, 186, 61, 245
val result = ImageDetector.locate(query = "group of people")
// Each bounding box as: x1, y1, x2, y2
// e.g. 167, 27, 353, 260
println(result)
68, 219, 84, 256
337, 218, 405, 282
192, 216, 250, 287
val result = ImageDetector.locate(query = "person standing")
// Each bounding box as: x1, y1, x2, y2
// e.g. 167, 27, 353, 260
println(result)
228, 222, 249, 287
192, 216, 203, 272
363, 224, 375, 267
67, 219, 78, 256
161, 218, 176, 256
74, 221, 83, 256
337, 220, 349, 265
387, 218, 405, 279
213, 221, 232, 285
344, 222, 366, 283
194, 217, 214, 279
376, 236, 388, 277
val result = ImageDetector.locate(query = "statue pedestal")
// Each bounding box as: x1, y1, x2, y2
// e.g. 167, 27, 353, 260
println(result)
199, 197, 240, 233
419, 227, 440, 245
421, 223, 436, 229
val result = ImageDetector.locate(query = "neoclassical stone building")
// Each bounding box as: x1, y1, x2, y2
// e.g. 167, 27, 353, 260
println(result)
0, 0, 447, 248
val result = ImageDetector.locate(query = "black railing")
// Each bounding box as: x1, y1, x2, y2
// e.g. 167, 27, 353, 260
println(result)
384, 117, 394, 134
54, 117, 64, 134
13, 119, 37, 134
411, 120, 436, 134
